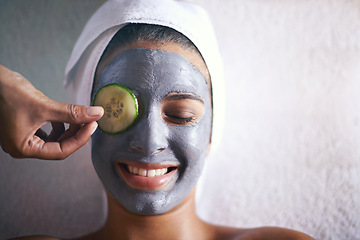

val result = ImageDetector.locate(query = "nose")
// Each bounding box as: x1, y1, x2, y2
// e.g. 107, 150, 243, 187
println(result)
129, 111, 168, 155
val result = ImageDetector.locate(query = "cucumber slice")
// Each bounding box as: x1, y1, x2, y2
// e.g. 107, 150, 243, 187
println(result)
93, 83, 138, 134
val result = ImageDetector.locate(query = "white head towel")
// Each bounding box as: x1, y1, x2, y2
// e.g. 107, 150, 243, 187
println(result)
65, 0, 225, 151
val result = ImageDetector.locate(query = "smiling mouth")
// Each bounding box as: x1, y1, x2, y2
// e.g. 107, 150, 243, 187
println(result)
116, 162, 179, 190
126, 165, 177, 177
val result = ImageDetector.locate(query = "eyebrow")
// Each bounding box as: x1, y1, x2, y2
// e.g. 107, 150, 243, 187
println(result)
165, 93, 204, 103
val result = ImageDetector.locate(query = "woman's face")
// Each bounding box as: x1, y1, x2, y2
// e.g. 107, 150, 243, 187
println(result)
91, 43, 212, 215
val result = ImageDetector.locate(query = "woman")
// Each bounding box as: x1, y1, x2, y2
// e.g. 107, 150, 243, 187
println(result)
71, 22, 314, 240
9, 0, 315, 239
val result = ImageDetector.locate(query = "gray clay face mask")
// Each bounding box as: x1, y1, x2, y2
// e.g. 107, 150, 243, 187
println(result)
91, 48, 212, 215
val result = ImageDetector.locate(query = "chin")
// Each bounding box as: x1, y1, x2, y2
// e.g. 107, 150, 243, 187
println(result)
108, 175, 197, 216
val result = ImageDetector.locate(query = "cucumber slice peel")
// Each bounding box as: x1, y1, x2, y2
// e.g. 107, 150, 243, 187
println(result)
93, 83, 138, 134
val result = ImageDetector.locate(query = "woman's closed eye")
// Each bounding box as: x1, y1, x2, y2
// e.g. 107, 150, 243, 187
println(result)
164, 106, 199, 124
161, 93, 205, 125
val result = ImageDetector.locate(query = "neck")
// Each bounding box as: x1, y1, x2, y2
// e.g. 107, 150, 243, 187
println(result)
98, 189, 212, 240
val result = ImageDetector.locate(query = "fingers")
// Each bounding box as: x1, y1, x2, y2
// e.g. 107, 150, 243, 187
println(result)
57, 123, 81, 142
58, 122, 98, 158
47, 122, 65, 142
45, 100, 104, 125
23, 122, 98, 160
0, 65, 103, 160
34, 122, 65, 142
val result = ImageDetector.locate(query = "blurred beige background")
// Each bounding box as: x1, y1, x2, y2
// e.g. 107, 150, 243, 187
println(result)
1, 0, 360, 239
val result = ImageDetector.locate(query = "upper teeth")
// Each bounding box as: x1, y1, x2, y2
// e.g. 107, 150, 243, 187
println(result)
128, 165, 168, 177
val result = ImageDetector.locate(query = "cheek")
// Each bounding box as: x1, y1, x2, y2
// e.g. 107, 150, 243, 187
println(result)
92, 131, 114, 159
91, 132, 113, 173
91, 130, 130, 164
168, 118, 211, 165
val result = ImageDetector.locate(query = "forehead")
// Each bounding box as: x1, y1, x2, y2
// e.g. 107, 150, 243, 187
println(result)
95, 49, 209, 99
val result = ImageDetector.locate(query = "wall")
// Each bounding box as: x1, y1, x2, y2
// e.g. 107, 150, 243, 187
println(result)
196, 1, 360, 239
0, 1, 107, 238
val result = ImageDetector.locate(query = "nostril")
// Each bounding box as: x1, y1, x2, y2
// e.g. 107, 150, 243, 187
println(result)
130, 145, 145, 152
129, 140, 167, 155
129, 139, 144, 152
151, 147, 165, 155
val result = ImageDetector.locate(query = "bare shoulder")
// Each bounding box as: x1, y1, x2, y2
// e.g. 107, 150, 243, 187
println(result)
212, 225, 315, 240
236, 227, 315, 240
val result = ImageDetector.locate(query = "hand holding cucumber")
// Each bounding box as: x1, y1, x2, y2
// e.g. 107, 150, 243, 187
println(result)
0, 65, 104, 160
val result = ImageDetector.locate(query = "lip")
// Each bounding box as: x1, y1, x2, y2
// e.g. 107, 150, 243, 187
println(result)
115, 160, 179, 191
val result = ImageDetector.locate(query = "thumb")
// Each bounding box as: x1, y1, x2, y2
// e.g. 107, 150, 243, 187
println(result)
45, 99, 104, 124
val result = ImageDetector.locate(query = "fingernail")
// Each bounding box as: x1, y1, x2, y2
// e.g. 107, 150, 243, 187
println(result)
85, 106, 104, 117
91, 122, 98, 135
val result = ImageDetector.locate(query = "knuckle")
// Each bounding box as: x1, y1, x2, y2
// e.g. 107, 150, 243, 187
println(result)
69, 104, 83, 122
22, 139, 36, 157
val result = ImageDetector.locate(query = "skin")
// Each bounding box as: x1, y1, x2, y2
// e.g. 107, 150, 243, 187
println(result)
9, 42, 315, 240
72, 42, 314, 240
0, 64, 104, 160
91, 48, 212, 215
